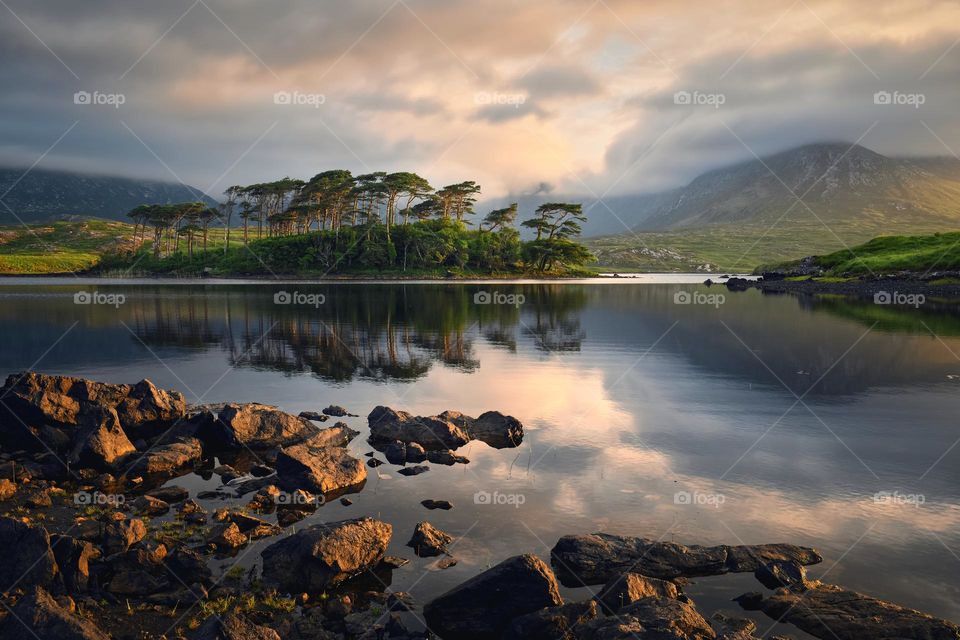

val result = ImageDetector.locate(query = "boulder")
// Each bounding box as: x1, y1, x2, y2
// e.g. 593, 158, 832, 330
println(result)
322, 405, 351, 417
0, 477, 16, 500
0, 586, 109, 640
0, 516, 58, 589
571, 596, 715, 640
596, 572, 680, 613
407, 521, 453, 557
209, 522, 247, 549
68, 408, 136, 469
133, 495, 170, 516
215, 403, 320, 449
750, 581, 960, 640
124, 437, 203, 476
164, 547, 213, 587
384, 441, 408, 465
754, 560, 809, 591
504, 601, 599, 640
550, 532, 822, 585
423, 554, 563, 639
260, 517, 392, 592
145, 484, 189, 503
102, 518, 147, 555
296, 422, 359, 448
421, 499, 453, 510
442, 409, 524, 448
298, 411, 328, 422
50, 534, 97, 592
710, 612, 763, 640
191, 611, 281, 640
367, 406, 470, 450
275, 444, 366, 495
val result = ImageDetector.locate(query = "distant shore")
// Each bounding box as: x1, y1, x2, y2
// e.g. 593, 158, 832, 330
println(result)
731, 275, 960, 299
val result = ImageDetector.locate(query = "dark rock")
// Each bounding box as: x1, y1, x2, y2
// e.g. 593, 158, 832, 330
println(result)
550, 532, 822, 585
398, 465, 429, 476
436, 556, 458, 569
215, 403, 320, 449
421, 499, 453, 510
368, 406, 470, 450
0, 586, 109, 640
449, 410, 524, 448
102, 518, 146, 555
133, 494, 170, 515
261, 517, 392, 592
146, 484, 189, 503
406, 442, 427, 463
209, 522, 247, 549
340, 497, 352, 506
423, 554, 563, 639
50, 534, 97, 592
749, 581, 960, 640
274, 443, 366, 494
276, 508, 311, 527
0, 516, 58, 589
298, 411, 329, 422
367, 457, 384, 468
754, 560, 809, 591
164, 548, 213, 587
191, 611, 281, 640
384, 441, 407, 465
322, 405, 352, 417
571, 596, 715, 640
68, 408, 136, 470
710, 611, 763, 639
250, 464, 274, 477
124, 437, 203, 476
426, 449, 469, 465
504, 601, 599, 640
407, 521, 453, 557
24, 486, 52, 508
382, 556, 409, 569
596, 572, 680, 613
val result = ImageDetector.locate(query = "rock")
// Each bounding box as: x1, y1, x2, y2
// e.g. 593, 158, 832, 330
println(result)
192, 611, 281, 640
68, 408, 136, 470
276, 508, 311, 527
426, 449, 470, 465
298, 411, 329, 422
250, 464, 273, 477
398, 465, 429, 476
213, 464, 240, 482
209, 522, 248, 549
596, 572, 680, 613
382, 556, 410, 569
571, 596, 715, 640
750, 581, 960, 640
407, 521, 453, 557
368, 406, 470, 450
0, 477, 16, 500
383, 441, 407, 465
106, 568, 167, 596
102, 518, 147, 555
50, 534, 97, 592
164, 547, 213, 586
124, 437, 203, 476
275, 443, 366, 494
24, 486, 52, 507
215, 403, 320, 448
406, 442, 427, 463
710, 612, 763, 639
423, 554, 563, 639
754, 560, 809, 591
0, 586, 109, 640
340, 497, 352, 506
0, 516, 58, 589
550, 532, 822, 585
421, 499, 453, 510
133, 495, 170, 515
297, 422, 359, 449
447, 409, 524, 448
436, 556, 458, 569
504, 601, 599, 640
367, 458, 384, 468
322, 405, 352, 417
146, 484, 189, 503
260, 517, 392, 592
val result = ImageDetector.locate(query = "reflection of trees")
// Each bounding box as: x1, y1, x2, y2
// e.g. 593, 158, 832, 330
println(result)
124, 285, 587, 381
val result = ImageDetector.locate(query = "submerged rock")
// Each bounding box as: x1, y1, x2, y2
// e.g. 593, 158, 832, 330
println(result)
0, 586, 109, 640
423, 554, 563, 639
260, 517, 391, 592
550, 532, 822, 585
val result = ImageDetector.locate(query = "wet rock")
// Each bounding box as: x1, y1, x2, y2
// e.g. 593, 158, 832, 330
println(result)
124, 437, 203, 476
710, 612, 763, 639
504, 600, 600, 640
572, 596, 715, 640
550, 532, 822, 585
133, 494, 170, 516
368, 406, 471, 450
261, 517, 392, 592
298, 410, 329, 422
213, 464, 240, 482
215, 403, 321, 449
398, 465, 429, 476
0, 516, 58, 588
426, 449, 469, 465
367, 457, 384, 468
146, 484, 189, 503
192, 611, 281, 640
0, 477, 16, 500
407, 521, 453, 557
296, 422, 359, 449
754, 560, 809, 591
383, 441, 407, 465
0, 586, 109, 640
209, 522, 248, 549
102, 518, 147, 555
250, 464, 274, 477
596, 572, 680, 613
68, 408, 136, 470
340, 497, 352, 506
322, 405, 353, 417
421, 499, 453, 510
750, 581, 960, 640
443, 409, 524, 448
275, 443, 366, 494
50, 534, 97, 592
382, 556, 410, 569
406, 442, 427, 463
423, 554, 563, 639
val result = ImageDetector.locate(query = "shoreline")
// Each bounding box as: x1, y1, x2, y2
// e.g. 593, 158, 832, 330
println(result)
735, 276, 960, 299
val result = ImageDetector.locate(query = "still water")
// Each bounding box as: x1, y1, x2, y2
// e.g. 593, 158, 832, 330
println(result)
1, 279, 958, 634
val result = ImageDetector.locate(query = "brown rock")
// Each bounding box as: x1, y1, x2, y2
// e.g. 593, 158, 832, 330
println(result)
596, 572, 680, 613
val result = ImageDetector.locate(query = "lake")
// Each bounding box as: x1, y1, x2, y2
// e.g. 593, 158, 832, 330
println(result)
1, 278, 958, 636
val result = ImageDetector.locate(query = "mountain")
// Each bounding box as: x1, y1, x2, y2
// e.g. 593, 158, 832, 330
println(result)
0, 167, 218, 224
581, 143, 960, 271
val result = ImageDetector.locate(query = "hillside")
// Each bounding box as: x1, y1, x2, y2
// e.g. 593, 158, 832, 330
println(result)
0, 167, 218, 224
0, 220, 138, 273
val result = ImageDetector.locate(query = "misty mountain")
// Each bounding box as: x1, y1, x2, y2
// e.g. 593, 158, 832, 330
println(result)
0, 167, 218, 224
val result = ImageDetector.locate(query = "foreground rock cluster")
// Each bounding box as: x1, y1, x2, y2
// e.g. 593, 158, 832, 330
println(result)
0, 371, 956, 639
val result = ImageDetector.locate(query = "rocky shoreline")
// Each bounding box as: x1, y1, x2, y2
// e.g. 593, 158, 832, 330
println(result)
0, 371, 956, 639
719, 273, 960, 299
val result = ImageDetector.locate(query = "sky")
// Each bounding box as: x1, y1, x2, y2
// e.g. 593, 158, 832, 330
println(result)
1, 0, 959, 201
